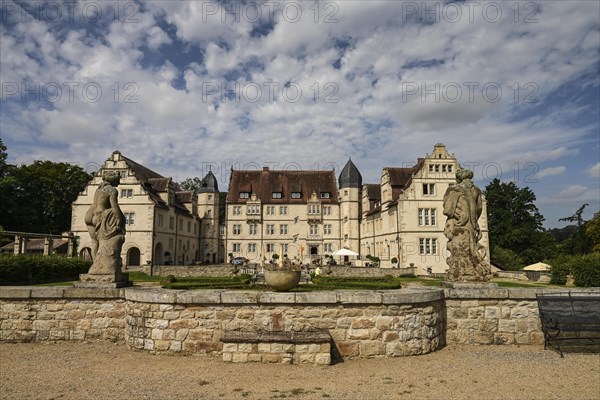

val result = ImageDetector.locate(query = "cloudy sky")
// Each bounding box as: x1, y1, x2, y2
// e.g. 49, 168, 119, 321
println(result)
1, 0, 598, 228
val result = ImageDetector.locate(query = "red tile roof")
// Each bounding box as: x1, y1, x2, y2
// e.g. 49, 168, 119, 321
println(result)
226, 169, 339, 204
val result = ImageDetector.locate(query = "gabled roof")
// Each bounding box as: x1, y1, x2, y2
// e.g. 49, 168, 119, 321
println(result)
227, 168, 339, 204
339, 158, 362, 189
384, 158, 425, 200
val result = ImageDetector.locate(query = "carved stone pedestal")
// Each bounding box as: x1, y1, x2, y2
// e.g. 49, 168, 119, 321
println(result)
74, 273, 131, 288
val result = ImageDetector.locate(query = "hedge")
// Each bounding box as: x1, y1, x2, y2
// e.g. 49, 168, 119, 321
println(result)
549, 253, 600, 287
0, 254, 91, 285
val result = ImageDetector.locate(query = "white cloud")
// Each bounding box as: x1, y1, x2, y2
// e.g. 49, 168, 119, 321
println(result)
537, 166, 567, 179
557, 185, 588, 199
588, 163, 600, 178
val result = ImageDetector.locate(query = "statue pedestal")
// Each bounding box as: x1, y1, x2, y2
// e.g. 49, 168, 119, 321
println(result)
443, 282, 498, 289
74, 273, 132, 288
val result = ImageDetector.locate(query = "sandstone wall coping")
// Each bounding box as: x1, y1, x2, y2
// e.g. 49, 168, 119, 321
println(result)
1, 286, 444, 305
2, 285, 597, 303
444, 287, 600, 300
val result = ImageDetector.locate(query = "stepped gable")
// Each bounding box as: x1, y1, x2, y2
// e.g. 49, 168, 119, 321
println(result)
227, 168, 339, 204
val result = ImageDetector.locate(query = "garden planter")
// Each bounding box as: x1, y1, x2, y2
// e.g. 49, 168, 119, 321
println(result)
264, 270, 301, 291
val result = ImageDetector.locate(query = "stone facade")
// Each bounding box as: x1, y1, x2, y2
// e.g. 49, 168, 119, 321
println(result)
71, 144, 488, 276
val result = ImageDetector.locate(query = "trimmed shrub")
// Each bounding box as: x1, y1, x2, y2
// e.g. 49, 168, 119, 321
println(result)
0, 254, 91, 285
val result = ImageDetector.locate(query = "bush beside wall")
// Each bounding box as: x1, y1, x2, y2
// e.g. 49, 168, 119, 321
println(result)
0, 254, 91, 285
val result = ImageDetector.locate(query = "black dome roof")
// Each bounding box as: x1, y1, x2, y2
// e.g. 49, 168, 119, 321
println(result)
338, 158, 362, 189
199, 171, 219, 193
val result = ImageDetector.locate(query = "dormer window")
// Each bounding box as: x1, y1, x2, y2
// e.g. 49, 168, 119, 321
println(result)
272, 192, 282, 199
320, 192, 331, 199
291, 192, 301, 199
240, 192, 250, 199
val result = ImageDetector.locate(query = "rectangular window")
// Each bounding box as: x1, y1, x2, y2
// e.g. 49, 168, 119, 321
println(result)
308, 204, 321, 214
423, 183, 435, 196
248, 243, 257, 253
435, 165, 439, 172
121, 189, 133, 198
240, 192, 250, 199
448, 165, 453, 172
324, 224, 332, 235
267, 206, 275, 215
194, 223, 197, 234
310, 224, 318, 235
280, 225, 288, 235
249, 224, 257, 235
442, 164, 447, 173
323, 206, 331, 215
266, 224, 275, 235
282, 244, 288, 253
158, 214, 163, 227
320, 192, 330, 199
233, 206, 241, 215
279, 206, 288, 215
168, 238, 173, 250
247, 205, 260, 215
187, 221, 191, 232
266, 243, 275, 252
419, 238, 438, 255
233, 224, 242, 235
170, 217, 174, 230
429, 164, 434, 173
208, 194, 212, 200
291, 192, 301, 199
324, 243, 333, 253
233, 243, 241, 253
124, 212, 135, 225
272, 192, 282, 199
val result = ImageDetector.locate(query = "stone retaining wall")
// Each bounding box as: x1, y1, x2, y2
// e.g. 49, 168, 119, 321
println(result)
443, 287, 600, 345
0, 287, 125, 342
123, 288, 444, 359
2, 286, 599, 363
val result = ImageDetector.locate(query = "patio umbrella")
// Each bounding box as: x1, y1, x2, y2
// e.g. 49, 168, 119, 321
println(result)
523, 262, 551, 271
332, 248, 359, 257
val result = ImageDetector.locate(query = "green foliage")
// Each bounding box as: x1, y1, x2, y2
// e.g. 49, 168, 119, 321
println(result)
549, 253, 600, 287
485, 179, 557, 264
0, 145, 92, 234
391, 257, 398, 264
238, 273, 252, 284
491, 246, 524, 270
585, 213, 600, 253
0, 254, 91, 285
178, 177, 203, 193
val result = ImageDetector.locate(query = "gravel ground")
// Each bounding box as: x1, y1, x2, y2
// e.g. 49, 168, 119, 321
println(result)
1, 341, 599, 400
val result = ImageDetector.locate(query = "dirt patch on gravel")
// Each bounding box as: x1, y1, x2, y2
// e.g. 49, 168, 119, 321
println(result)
1, 341, 599, 400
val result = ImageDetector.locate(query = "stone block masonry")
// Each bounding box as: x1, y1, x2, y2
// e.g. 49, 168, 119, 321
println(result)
2, 286, 599, 363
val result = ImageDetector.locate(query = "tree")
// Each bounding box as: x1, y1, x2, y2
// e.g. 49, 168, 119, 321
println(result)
485, 179, 556, 265
585, 212, 600, 253
0, 144, 92, 234
179, 177, 203, 193
558, 204, 593, 255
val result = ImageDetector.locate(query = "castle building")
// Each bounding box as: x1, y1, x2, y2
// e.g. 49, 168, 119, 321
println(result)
71, 151, 202, 267
71, 144, 489, 275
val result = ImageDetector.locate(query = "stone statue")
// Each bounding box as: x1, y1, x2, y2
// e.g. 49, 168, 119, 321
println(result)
78, 171, 129, 286
443, 167, 491, 282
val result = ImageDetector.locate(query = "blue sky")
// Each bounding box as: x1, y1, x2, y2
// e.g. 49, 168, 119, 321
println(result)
1, 0, 598, 228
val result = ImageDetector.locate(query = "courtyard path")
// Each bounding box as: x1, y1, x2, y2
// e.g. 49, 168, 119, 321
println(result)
1, 341, 599, 400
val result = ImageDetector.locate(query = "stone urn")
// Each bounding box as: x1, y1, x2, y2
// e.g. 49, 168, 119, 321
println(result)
264, 269, 301, 291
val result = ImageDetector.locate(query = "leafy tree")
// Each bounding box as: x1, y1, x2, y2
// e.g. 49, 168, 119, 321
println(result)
586, 212, 600, 253
558, 204, 593, 255
485, 179, 556, 265
179, 177, 203, 193
490, 246, 524, 270
0, 143, 92, 234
